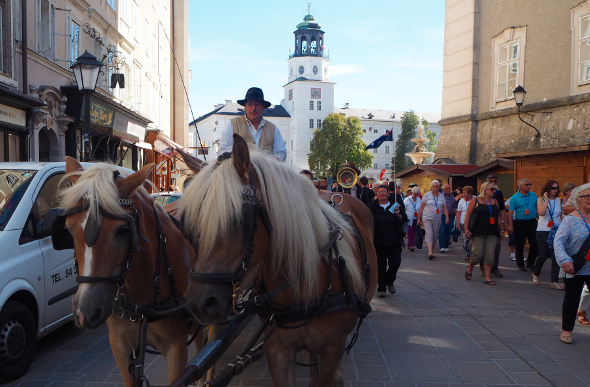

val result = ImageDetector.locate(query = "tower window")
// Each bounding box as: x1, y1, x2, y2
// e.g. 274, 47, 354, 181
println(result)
309, 101, 314, 110
301, 36, 308, 54
317, 101, 321, 110
299, 65, 304, 75
317, 119, 322, 129
385, 145, 390, 154
309, 119, 314, 129
310, 36, 317, 55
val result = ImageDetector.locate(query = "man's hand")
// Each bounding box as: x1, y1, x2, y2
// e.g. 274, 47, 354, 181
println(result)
445, 217, 449, 225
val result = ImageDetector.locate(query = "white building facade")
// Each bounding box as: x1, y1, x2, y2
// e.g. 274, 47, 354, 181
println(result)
189, 12, 440, 181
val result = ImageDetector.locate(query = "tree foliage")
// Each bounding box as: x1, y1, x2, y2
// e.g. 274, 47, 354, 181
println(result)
392, 111, 419, 172
308, 113, 374, 177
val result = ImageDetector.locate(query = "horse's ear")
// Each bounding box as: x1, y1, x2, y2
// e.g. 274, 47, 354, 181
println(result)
176, 147, 207, 174
65, 156, 83, 184
116, 163, 156, 197
232, 133, 250, 182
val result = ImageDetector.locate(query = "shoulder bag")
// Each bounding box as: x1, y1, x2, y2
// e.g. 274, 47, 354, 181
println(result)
569, 234, 590, 273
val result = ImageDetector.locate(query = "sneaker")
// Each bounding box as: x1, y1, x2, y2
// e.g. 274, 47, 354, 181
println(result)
378, 291, 386, 298
511, 257, 516, 261
440, 248, 446, 253
388, 284, 396, 294
491, 269, 504, 278
445, 248, 451, 252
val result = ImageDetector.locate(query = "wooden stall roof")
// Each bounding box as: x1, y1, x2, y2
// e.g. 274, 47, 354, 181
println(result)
396, 164, 479, 178
464, 159, 514, 177
498, 144, 590, 158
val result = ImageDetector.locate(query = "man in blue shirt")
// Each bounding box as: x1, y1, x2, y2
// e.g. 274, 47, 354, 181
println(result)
508, 178, 538, 271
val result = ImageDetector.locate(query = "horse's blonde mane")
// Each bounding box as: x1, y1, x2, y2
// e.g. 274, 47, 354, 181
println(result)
60, 163, 138, 221
179, 152, 364, 300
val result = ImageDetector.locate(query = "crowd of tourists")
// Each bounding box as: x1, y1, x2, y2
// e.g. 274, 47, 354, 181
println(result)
301, 168, 590, 344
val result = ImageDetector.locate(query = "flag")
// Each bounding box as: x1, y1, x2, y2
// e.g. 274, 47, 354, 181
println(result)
365, 130, 393, 150
380, 169, 386, 180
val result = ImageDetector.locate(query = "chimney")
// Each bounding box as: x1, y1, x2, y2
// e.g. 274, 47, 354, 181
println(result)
225, 99, 232, 105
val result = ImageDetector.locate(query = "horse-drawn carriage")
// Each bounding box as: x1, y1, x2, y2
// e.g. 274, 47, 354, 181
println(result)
51, 134, 377, 386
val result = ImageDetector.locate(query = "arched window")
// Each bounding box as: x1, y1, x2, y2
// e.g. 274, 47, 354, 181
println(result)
301, 36, 308, 54
310, 36, 317, 55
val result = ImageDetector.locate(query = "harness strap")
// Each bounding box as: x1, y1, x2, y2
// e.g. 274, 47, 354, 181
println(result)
129, 315, 150, 387
206, 316, 276, 387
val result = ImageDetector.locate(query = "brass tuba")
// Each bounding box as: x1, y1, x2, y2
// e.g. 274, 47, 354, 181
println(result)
337, 164, 358, 189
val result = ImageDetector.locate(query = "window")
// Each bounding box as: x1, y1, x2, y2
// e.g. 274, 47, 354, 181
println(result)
317, 119, 321, 129
309, 119, 314, 129
120, 0, 129, 24
373, 148, 378, 154
309, 101, 314, 110
69, 21, 80, 66
362, 129, 366, 133
491, 27, 526, 108
385, 145, 390, 154
107, 0, 115, 9
373, 163, 378, 169
374, 129, 378, 133
145, 20, 150, 57
385, 164, 390, 169
37, 0, 55, 59
152, 33, 157, 67
496, 41, 519, 101
317, 101, 321, 110
133, 1, 139, 41
290, 141, 293, 150
134, 67, 142, 111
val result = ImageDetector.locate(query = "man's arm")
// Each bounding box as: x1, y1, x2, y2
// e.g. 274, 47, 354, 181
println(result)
218, 121, 234, 156
272, 127, 287, 162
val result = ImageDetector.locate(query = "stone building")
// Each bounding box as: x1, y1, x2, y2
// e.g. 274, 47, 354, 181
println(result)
436, 0, 590, 190
1, 0, 189, 168
190, 10, 441, 182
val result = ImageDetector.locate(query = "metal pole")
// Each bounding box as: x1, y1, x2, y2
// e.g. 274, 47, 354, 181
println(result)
83, 91, 91, 161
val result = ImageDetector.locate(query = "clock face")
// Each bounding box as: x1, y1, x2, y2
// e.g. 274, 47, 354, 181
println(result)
299, 65, 304, 75
313, 65, 318, 75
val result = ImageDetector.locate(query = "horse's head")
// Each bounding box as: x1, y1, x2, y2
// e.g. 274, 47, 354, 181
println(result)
180, 134, 273, 324
52, 157, 155, 329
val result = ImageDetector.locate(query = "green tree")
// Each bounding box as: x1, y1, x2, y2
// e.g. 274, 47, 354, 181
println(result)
308, 113, 374, 177
392, 111, 419, 172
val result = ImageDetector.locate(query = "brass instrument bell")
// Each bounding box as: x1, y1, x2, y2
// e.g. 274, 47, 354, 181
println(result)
337, 164, 358, 189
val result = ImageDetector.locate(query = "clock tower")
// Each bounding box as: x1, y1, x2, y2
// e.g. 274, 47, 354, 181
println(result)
281, 4, 335, 171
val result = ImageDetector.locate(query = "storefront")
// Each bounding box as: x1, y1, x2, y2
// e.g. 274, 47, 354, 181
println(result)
61, 85, 151, 170
145, 129, 192, 192
0, 84, 44, 161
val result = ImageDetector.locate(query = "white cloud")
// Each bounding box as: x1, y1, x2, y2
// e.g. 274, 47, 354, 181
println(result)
330, 64, 366, 76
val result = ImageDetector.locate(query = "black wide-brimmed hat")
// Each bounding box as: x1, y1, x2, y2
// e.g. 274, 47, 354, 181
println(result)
237, 87, 271, 108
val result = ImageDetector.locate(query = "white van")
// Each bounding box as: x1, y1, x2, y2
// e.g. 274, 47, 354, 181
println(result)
0, 162, 78, 382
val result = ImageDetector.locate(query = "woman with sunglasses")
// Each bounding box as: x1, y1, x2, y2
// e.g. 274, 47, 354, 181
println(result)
533, 180, 564, 289
554, 184, 590, 343
464, 181, 503, 285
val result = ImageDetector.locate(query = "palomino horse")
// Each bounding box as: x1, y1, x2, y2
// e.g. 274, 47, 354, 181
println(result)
178, 135, 377, 386
51, 157, 206, 387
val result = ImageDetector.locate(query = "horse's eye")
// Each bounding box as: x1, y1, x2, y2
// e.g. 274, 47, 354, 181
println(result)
115, 226, 130, 237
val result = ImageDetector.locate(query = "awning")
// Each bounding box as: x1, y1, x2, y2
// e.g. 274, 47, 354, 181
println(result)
112, 128, 140, 144
136, 140, 152, 150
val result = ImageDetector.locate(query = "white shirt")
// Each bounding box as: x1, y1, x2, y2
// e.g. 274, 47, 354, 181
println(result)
457, 197, 473, 224
537, 197, 562, 231
218, 117, 287, 161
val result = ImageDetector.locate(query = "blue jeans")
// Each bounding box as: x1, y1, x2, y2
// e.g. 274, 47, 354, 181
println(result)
439, 215, 455, 249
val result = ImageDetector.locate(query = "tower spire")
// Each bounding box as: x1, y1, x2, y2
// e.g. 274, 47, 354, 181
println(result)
307, 3, 312, 15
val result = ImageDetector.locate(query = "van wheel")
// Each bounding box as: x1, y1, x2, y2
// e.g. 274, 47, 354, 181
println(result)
0, 302, 37, 382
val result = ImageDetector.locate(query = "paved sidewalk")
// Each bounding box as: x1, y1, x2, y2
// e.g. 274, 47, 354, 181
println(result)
5, 239, 590, 386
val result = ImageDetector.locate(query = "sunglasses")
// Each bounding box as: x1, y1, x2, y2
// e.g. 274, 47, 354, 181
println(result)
580, 194, 590, 200
487, 188, 497, 192
524, 183, 532, 186
551, 186, 559, 190
488, 179, 497, 183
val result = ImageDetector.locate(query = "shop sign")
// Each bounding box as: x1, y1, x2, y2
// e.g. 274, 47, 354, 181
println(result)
127, 121, 146, 139
112, 111, 146, 140
0, 103, 26, 127
89, 101, 114, 127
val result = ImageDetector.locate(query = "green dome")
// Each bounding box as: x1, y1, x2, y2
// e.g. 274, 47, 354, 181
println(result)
296, 14, 322, 30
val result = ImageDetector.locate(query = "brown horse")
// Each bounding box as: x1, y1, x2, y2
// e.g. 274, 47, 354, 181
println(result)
178, 135, 377, 386
51, 157, 206, 387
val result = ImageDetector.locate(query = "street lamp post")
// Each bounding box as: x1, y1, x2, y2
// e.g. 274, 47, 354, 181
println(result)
513, 85, 540, 137
70, 51, 103, 161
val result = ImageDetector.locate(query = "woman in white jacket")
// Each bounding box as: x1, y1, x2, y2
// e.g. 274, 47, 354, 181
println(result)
404, 186, 422, 252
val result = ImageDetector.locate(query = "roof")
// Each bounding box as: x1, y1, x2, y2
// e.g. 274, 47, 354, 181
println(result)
334, 108, 441, 124
296, 14, 323, 30
190, 103, 291, 126
396, 164, 479, 178
464, 159, 514, 177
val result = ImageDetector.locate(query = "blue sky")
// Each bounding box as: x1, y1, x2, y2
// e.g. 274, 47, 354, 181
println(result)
187, 1, 445, 120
